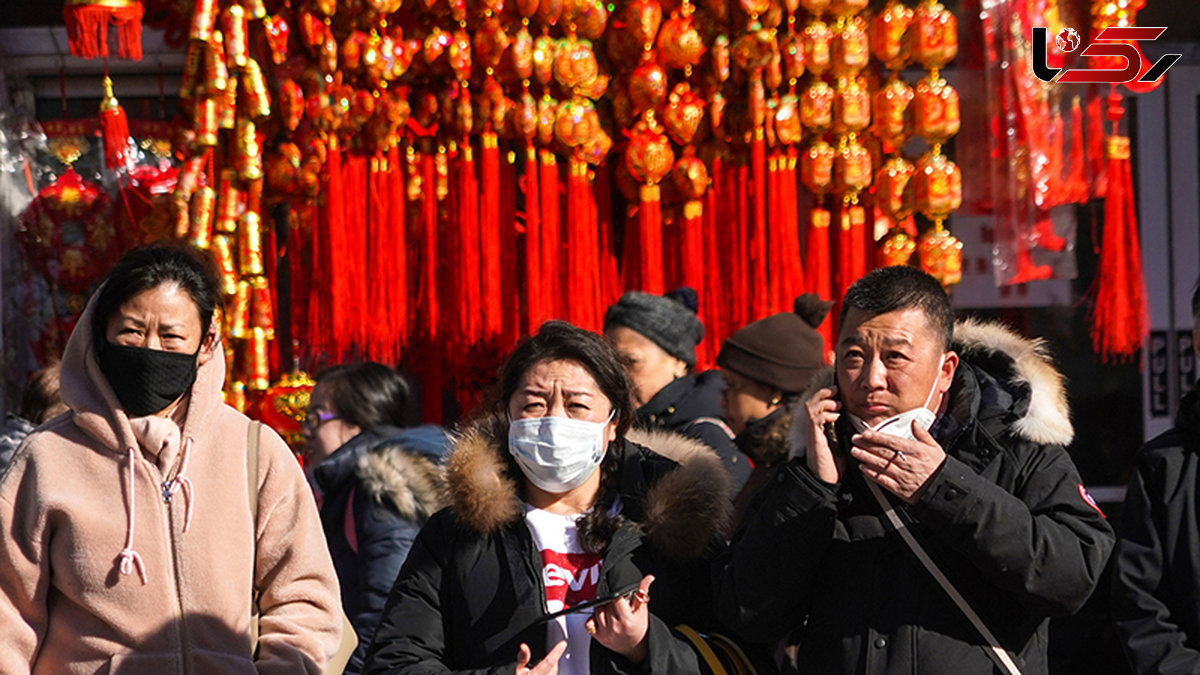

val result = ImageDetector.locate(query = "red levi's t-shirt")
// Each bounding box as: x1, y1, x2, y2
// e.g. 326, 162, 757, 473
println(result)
524, 504, 603, 675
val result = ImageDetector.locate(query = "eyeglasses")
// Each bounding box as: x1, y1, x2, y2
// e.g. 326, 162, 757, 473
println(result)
302, 410, 339, 433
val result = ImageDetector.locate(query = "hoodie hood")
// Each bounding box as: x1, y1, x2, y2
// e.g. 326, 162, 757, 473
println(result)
60, 286, 226, 467
790, 319, 1074, 455
445, 415, 729, 562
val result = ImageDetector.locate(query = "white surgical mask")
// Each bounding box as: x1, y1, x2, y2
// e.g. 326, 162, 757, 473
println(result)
849, 355, 946, 442
508, 412, 614, 493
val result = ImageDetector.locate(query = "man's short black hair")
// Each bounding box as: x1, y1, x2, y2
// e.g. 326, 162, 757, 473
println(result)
839, 266, 955, 351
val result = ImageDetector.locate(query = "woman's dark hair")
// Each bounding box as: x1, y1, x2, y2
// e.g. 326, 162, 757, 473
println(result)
90, 243, 221, 352
314, 362, 419, 430
493, 320, 637, 554
20, 361, 65, 425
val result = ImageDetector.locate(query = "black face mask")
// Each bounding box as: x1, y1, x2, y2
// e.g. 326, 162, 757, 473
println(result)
98, 342, 201, 417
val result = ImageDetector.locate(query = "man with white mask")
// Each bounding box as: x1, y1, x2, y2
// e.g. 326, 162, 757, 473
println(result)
715, 265, 1114, 675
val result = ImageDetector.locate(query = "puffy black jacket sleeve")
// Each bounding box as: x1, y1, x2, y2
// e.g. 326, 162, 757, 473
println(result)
346, 492, 423, 674
910, 443, 1114, 616
712, 458, 839, 643
1111, 445, 1200, 674
362, 513, 515, 675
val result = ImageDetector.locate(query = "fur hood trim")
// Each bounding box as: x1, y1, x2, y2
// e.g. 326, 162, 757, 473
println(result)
446, 416, 729, 559
952, 318, 1072, 446
356, 447, 447, 522
789, 319, 1073, 451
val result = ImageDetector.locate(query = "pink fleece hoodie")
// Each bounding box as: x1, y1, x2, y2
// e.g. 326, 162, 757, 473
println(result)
0, 293, 343, 674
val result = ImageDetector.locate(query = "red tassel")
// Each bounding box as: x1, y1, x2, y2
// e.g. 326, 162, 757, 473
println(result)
99, 77, 130, 171
767, 151, 783, 313
64, 0, 144, 60
702, 156, 726, 367
418, 145, 443, 422
523, 146, 543, 333
479, 132, 502, 341
805, 205, 833, 343
750, 129, 769, 318
1090, 92, 1147, 362
458, 139, 482, 351
566, 158, 596, 326
345, 152, 370, 350
1087, 93, 1107, 199
638, 182, 664, 295
732, 162, 749, 326
325, 141, 349, 358
388, 144, 408, 356
781, 149, 806, 300
499, 146, 520, 347
680, 199, 704, 315
595, 166, 621, 321
1066, 97, 1088, 204
539, 151, 561, 323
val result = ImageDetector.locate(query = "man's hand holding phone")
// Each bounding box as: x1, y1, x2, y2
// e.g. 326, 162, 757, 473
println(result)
800, 386, 846, 485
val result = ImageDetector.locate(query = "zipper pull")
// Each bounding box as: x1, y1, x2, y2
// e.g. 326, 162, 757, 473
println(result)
162, 480, 173, 503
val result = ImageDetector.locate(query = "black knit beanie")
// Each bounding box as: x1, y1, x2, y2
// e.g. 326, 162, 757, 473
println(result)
603, 288, 704, 367
716, 294, 833, 393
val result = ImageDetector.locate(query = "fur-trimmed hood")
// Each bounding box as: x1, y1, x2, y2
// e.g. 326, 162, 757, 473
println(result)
790, 318, 1073, 453
356, 445, 446, 522
445, 415, 730, 561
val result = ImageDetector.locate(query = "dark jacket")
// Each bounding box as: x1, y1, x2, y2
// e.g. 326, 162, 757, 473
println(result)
728, 407, 791, 537
362, 419, 731, 674
313, 425, 450, 674
1112, 384, 1200, 674
714, 319, 1115, 675
0, 413, 35, 477
639, 370, 751, 496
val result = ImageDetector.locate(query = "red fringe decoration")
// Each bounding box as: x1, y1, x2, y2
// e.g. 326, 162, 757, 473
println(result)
732, 162, 749, 326
595, 165, 621, 322
1090, 92, 1147, 362
389, 144, 408, 354
680, 199, 705, 317
64, 1, 144, 60
539, 151, 561, 323
805, 205, 833, 344
1087, 92, 1107, 199
701, 156, 726, 368
567, 158, 598, 325
479, 133, 502, 341
781, 149, 806, 302
458, 139, 482, 353
325, 142, 349, 359
499, 146, 520, 347
1066, 97, 1088, 204
418, 145, 442, 422
767, 151, 784, 314
522, 146, 543, 332
637, 182, 665, 295
749, 130, 769, 318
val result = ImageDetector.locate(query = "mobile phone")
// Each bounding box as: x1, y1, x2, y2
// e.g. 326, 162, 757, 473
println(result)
536, 583, 641, 623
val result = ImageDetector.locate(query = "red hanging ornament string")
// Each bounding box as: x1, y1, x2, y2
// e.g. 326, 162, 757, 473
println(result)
523, 146, 543, 333
325, 140, 351, 359
345, 152, 370, 351
595, 166, 621, 321
567, 157, 596, 325
365, 153, 390, 360
419, 145, 443, 422
539, 150, 561, 322
479, 132, 502, 341
732, 161, 750, 326
637, 181, 665, 295
1090, 90, 1147, 362
583, 164, 603, 330
702, 155, 728, 366
64, 0, 144, 60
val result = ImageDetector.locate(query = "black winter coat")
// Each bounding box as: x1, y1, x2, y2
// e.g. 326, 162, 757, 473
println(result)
714, 320, 1114, 675
1112, 384, 1200, 674
313, 425, 449, 674
639, 371, 751, 495
362, 419, 731, 674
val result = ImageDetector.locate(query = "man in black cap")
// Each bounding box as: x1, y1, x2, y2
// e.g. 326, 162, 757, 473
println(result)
715, 266, 1113, 674
1112, 279, 1200, 674
604, 288, 750, 495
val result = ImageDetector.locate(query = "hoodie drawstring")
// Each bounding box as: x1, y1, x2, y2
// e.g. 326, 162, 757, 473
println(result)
119, 447, 148, 585
163, 436, 195, 533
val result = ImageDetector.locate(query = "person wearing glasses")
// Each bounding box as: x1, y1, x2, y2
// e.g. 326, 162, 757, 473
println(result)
0, 243, 343, 673
363, 321, 732, 674
302, 363, 450, 674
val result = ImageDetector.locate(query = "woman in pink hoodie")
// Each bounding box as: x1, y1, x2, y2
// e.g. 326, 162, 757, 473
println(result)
0, 243, 344, 674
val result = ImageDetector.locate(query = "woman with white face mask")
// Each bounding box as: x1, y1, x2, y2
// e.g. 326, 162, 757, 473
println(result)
363, 320, 735, 675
